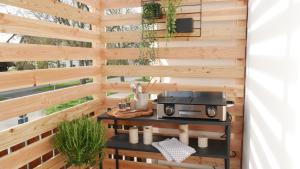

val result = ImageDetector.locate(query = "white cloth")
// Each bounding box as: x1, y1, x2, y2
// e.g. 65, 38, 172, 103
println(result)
152, 138, 196, 163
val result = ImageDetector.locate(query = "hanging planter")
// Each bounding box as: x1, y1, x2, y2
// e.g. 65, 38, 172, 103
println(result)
175, 18, 194, 33
143, 2, 162, 19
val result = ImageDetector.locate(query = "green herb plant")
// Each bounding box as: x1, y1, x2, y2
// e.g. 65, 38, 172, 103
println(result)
54, 117, 106, 168
163, 0, 181, 39
139, 2, 161, 65
143, 2, 161, 19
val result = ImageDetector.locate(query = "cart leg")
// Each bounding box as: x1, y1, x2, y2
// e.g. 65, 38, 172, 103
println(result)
225, 158, 230, 169
115, 148, 119, 169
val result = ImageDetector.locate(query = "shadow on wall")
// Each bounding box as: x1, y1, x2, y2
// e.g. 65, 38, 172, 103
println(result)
244, 0, 300, 169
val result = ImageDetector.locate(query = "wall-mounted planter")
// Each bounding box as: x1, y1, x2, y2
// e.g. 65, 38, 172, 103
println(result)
143, 2, 162, 19
176, 18, 194, 33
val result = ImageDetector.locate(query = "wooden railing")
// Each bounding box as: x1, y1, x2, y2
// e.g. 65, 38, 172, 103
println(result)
0, 0, 103, 168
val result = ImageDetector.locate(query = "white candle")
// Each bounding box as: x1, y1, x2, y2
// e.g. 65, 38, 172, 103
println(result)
129, 126, 139, 144
179, 124, 189, 145
198, 136, 208, 148
143, 126, 153, 145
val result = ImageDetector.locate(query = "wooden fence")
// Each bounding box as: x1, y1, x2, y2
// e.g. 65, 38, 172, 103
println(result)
0, 0, 247, 168
0, 0, 103, 168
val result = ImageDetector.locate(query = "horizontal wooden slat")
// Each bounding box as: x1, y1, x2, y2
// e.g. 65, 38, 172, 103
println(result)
102, 82, 244, 97
103, 159, 186, 169
0, 136, 54, 169
102, 46, 245, 60
101, 27, 246, 42
0, 43, 100, 62
104, 149, 240, 168
101, 0, 244, 9
0, 13, 100, 42
0, 0, 100, 25
0, 66, 99, 92
0, 83, 100, 121
77, 0, 101, 10
102, 65, 244, 78
103, 157, 239, 169
35, 154, 66, 169
102, 6, 247, 24
0, 99, 101, 150
156, 20, 247, 30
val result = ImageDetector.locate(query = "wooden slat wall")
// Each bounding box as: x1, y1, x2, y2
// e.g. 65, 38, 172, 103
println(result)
0, 0, 247, 168
101, 0, 247, 169
0, 0, 103, 168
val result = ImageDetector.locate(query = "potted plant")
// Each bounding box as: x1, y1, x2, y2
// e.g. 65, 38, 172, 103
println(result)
164, 0, 193, 38
143, 2, 162, 19
54, 117, 106, 169
163, 0, 181, 39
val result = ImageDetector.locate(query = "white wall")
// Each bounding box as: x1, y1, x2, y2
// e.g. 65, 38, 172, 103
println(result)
243, 0, 300, 169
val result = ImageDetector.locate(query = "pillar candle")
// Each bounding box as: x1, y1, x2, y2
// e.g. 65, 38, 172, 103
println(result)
129, 126, 139, 144
198, 136, 208, 148
179, 124, 189, 145
143, 126, 153, 145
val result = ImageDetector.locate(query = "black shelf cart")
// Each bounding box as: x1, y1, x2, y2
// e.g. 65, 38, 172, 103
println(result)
98, 112, 231, 169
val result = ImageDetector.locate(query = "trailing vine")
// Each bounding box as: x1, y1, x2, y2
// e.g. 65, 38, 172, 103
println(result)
139, 2, 161, 65
163, 0, 181, 39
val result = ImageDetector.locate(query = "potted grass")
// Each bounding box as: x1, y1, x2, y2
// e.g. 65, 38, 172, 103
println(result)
54, 117, 106, 169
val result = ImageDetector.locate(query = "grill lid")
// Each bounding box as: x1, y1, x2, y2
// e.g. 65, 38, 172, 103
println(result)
157, 91, 227, 106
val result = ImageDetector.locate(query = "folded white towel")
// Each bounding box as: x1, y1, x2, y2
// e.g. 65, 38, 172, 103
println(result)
152, 139, 173, 161
152, 138, 196, 163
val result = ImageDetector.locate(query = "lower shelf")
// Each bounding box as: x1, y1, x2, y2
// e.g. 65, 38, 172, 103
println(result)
107, 133, 229, 159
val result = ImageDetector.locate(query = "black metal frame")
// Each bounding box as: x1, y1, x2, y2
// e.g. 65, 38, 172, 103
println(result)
98, 113, 232, 169
141, 0, 203, 38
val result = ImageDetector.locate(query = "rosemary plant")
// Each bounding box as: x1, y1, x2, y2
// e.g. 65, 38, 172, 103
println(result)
54, 117, 106, 167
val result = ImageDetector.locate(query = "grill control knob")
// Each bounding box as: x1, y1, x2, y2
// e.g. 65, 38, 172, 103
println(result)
165, 105, 175, 116
206, 106, 217, 118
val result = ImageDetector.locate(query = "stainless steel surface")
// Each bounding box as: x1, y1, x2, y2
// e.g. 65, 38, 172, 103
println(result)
156, 91, 232, 121
157, 103, 227, 121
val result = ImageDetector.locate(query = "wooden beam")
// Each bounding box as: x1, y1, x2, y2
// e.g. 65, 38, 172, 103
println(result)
102, 65, 244, 78
0, 66, 99, 92
0, 0, 101, 26
102, 46, 245, 60
101, 27, 246, 42
0, 83, 100, 121
102, 6, 247, 23
0, 13, 100, 42
35, 154, 66, 169
101, 0, 244, 9
77, 0, 101, 10
0, 43, 100, 62
0, 100, 101, 151
102, 82, 244, 97
0, 136, 54, 169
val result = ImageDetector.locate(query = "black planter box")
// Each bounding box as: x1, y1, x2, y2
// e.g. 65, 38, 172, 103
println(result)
176, 18, 194, 33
